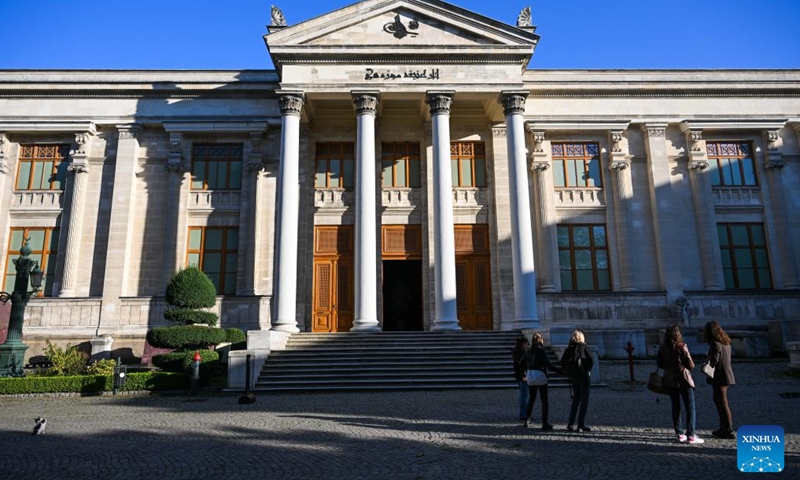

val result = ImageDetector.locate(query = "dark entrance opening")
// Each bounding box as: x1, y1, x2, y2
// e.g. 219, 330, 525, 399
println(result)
382, 260, 423, 331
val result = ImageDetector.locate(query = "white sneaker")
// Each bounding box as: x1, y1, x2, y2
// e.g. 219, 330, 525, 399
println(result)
677, 434, 687, 443
688, 435, 705, 444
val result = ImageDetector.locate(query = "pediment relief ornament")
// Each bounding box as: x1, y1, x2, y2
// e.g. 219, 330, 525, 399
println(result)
384, 14, 419, 39
271, 6, 286, 27
517, 6, 531, 27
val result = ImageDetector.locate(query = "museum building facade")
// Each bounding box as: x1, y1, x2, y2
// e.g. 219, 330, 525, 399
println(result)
1, 0, 799, 358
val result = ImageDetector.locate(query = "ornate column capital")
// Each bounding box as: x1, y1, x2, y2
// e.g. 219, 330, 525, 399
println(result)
499, 91, 528, 116
117, 124, 142, 140
72, 131, 95, 157
0, 133, 9, 175
688, 160, 710, 170
67, 163, 90, 174
609, 161, 630, 171
529, 130, 546, 157
352, 92, 379, 116
763, 129, 784, 168
531, 161, 550, 172
277, 92, 304, 117
641, 123, 667, 138
426, 91, 454, 116
765, 130, 780, 151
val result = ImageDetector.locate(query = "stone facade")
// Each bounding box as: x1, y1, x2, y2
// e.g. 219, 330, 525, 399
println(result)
0, 0, 799, 359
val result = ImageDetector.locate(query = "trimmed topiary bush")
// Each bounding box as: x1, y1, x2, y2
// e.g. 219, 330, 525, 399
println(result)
225, 328, 246, 344
164, 308, 219, 326
165, 267, 217, 310
147, 326, 227, 349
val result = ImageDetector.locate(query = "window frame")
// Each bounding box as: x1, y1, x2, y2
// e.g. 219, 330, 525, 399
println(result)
706, 141, 757, 187
186, 226, 239, 295
190, 143, 243, 191
15, 144, 70, 191
315, 142, 355, 189
381, 142, 421, 188
450, 142, 487, 188
717, 222, 772, 290
551, 142, 603, 188
557, 224, 611, 292
3, 227, 60, 297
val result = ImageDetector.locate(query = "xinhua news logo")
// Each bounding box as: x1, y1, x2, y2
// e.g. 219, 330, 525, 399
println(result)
737, 425, 784, 473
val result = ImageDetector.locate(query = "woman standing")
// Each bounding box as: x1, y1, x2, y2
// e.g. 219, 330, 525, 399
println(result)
704, 321, 736, 439
560, 330, 594, 432
523, 333, 562, 431
658, 324, 703, 444
512, 336, 530, 420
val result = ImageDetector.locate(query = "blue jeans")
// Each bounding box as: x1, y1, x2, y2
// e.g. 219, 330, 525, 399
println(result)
669, 387, 696, 437
518, 381, 529, 419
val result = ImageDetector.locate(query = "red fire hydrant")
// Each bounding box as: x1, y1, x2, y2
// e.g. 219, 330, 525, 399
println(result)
625, 341, 635, 383
190, 350, 201, 394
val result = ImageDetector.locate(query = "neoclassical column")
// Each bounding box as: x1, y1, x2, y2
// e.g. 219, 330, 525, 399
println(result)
239, 130, 267, 296
59, 131, 94, 297
500, 91, 539, 329
682, 128, 725, 291
607, 130, 637, 292
351, 92, 381, 331
0, 134, 11, 263
527, 129, 559, 293
426, 91, 460, 331
763, 129, 799, 289
161, 133, 188, 293
272, 92, 304, 334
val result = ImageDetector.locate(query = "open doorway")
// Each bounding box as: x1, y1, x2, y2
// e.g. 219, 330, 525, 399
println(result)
382, 260, 423, 331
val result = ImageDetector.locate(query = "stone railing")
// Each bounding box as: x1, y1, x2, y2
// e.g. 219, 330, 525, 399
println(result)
314, 188, 354, 211
188, 190, 242, 212
382, 187, 420, 212
554, 188, 606, 208
712, 187, 762, 206
452, 187, 488, 212
10, 190, 63, 212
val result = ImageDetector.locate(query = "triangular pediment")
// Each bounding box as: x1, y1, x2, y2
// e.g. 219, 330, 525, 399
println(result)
265, 0, 539, 71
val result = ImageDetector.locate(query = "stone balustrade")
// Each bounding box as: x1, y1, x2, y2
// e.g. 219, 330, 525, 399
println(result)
10, 191, 63, 211
555, 187, 606, 208
712, 187, 762, 206
188, 190, 242, 212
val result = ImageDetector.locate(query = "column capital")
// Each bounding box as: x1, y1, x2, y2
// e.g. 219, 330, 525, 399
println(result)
426, 91, 454, 116
351, 91, 379, 116
67, 163, 90, 174
688, 160, 710, 170
609, 161, 630, 171
641, 123, 667, 138
531, 161, 550, 172
499, 90, 528, 116
530, 130, 546, 153
116, 124, 142, 140
764, 129, 781, 151
277, 91, 305, 117
609, 130, 625, 153
72, 131, 95, 156
0, 133, 9, 175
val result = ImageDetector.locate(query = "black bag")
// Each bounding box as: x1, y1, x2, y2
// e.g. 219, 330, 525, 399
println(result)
647, 369, 672, 395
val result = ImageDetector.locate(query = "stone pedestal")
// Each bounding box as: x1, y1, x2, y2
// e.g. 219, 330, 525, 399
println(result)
0, 342, 28, 377
89, 335, 114, 362
787, 341, 800, 370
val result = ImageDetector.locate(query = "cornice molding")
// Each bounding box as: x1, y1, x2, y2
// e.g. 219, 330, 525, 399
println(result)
681, 119, 788, 131
163, 122, 269, 134
525, 120, 630, 131
0, 121, 97, 134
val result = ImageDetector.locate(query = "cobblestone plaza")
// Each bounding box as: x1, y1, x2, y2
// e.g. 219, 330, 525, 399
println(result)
1, 362, 797, 479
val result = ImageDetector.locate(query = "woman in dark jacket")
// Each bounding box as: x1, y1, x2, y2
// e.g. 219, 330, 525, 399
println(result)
560, 329, 594, 432
512, 336, 530, 420
704, 321, 736, 439
658, 324, 703, 444
522, 333, 562, 431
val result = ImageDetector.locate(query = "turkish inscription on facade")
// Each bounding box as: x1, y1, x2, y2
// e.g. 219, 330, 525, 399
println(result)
364, 68, 441, 81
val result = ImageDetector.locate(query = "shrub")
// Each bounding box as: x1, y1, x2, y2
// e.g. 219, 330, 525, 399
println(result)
164, 308, 218, 326
165, 267, 218, 310
225, 328, 246, 345
86, 358, 116, 376
152, 349, 219, 373
147, 325, 227, 349
0, 372, 189, 395
42, 340, 88, 376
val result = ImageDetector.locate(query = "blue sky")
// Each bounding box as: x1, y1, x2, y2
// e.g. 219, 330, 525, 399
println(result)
1, 0, 798, 70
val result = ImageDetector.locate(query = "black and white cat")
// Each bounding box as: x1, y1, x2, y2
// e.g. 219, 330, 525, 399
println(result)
32, 417, 46, 435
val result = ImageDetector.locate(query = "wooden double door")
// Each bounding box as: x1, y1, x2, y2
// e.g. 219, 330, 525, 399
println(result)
312, 226, 354, 332
455, 225, 493, 330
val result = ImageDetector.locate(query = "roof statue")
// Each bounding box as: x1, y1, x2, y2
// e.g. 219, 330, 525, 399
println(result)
516, 6, 531, 28
271, 5, 287, 26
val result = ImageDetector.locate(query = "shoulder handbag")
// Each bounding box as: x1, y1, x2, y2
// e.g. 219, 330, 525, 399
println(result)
647, 368, 672, 395
526, 369, 548, 386
701, 361, 715, 380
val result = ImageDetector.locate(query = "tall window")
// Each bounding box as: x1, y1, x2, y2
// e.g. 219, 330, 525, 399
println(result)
15, 144, 70, 190
558, 224, 611, 291
186, 227, 238, 295
190, 144, 243, 190
451, 142, 487, 187
382, 143, 421, 187
3, 227, 59, 297
315, 143, 355, 189
552, 143, 602, 188
707, 142, 757, 187
717, 223, 772, 290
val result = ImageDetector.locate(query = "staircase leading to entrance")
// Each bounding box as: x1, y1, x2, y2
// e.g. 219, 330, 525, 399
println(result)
254, 331, 571, 392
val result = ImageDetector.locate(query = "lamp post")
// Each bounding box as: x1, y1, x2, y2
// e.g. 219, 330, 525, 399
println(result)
0, 241, 44, 377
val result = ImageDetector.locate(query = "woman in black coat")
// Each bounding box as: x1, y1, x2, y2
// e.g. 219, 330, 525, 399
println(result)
560, 329, 594, 432
704, 321, 736, 439
522, 333, 562, 431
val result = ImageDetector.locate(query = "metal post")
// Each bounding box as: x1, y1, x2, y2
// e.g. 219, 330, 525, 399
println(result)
190, 350, 200, 395
245, 353, 252, 395
625, 341, 636, 382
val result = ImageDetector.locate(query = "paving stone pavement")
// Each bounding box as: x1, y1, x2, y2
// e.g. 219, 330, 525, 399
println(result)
0, 361, 798, 480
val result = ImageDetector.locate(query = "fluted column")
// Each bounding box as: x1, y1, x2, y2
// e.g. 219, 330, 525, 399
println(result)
427, 91, 460, 331
59, 132, 93, 297
608, 130, 637, 292
351, 92, 381, 331
763, 129, 799, 289
160, 133, 188, 292
500, 92, 539, 329
528, 130, 559, 292
683, 128, 725, 291
272, 92, 304, 334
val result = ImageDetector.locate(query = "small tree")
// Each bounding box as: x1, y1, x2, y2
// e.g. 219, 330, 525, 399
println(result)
148, 267, 222, 372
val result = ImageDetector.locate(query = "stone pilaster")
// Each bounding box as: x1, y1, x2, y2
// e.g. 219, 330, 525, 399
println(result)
0, 134, 11, 275
272, 92, 304, 334
500, 91, 539, 329
641, 124, 684, 301
239, 130, 267, 296
607, 130, 637, 292
351, 92, 381, 332
762, 129, 799, 289
99, 124, 141, 330
59, 131, 94, 297
161, 132, 188, 293
426, 91, 460, 331
683, 128, 724, 291
527, 129, 559, 293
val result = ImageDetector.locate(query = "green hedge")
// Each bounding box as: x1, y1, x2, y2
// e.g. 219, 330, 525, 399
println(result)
164, 308, 219, 326
165, 267, 217, 309
147, 325, 227, 349
152, 349, 219, 373
0, 372, 189, 395
225, 328, 247, 347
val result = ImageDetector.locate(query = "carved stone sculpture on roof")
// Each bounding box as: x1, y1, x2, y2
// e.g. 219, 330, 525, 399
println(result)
271, 5, 287, 26
517, 6, 532, 28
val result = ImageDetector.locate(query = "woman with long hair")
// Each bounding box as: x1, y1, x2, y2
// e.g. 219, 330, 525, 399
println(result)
522, 333, 562, 431
512, 336, 530, 420
704, 321, 736, 439
658, 324, 703, 444
560, 329, 594, 432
